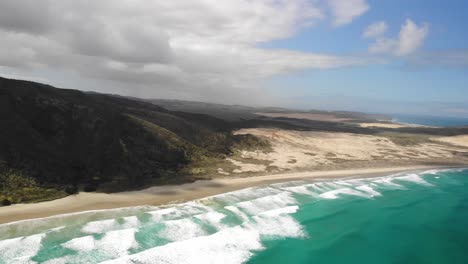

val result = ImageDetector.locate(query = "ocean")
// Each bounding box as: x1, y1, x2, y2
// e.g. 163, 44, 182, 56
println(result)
1, 168, 467, 264
392, 113, 468, 127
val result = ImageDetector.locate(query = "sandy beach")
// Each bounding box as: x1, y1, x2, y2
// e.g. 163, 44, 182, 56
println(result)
0, 165, 454, 225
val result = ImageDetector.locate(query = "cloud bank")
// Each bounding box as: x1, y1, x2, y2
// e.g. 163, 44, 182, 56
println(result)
327, 0, 370, 26
0, 0, 372, 103
2, 0, 459, 108
367, 19, 429, 56
363, 21, 387, 39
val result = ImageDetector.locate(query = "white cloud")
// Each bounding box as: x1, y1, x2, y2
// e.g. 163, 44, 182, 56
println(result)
368, 38, 398, 54
368, 19, 429, 56
362, 21, 387, 39
396, 19, 429, 56
0, 0, 371, 104
327, 0, 370, 26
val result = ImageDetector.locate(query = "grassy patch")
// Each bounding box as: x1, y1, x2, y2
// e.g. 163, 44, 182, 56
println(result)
379, 132, 433, 146
182, 133, 274, 178
231, 134, 273, 153
0, 166, 67, 205
266, 165, 280, 172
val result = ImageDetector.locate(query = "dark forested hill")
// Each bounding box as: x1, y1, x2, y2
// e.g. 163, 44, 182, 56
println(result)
0, 77, 265, 203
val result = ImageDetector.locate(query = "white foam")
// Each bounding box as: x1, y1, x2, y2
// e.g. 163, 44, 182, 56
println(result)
373, 178, 403, 188
319, 188, 368, 199
355, 185, 381, 197
149, 202, 212, 222
396, 174, 433, 186
249, 213, 305, 238
81, 219, 116, 234
323, 182, 342, 189
195, 212, 226, 230
44, 253, 107, 264
260, 205, 299, 216
280, 185, 317, 196
236, 192, 297, 215
62, 228, 137, 260
314, 182, 334, 191
160, 218, 206, 242
319, 189, 342, 199
63, 235, 96, 252
226, 204, 303, 238
122, 216, 139, 227
212, 187, 283, 204
43, 256, 72, 264
346, 179, 365, 186
0, 233, 45, 263
424, 169, 445, 175
335, 180, 353, 186
423, 168, 467, 175
100, 226, 263, 264
146, 207, 179, 221
308, 183, 327, 193
225, 206, 249, 222
48, 226, 66, 233
148, 207, 177, 215
91, 190, 305, 264
80, 215, 139, 235
98, 228, 138, 257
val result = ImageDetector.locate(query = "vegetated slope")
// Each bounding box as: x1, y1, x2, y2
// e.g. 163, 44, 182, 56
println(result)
0, 77, 265, 203
148, 98, 392, 123
148, 99, 261, 121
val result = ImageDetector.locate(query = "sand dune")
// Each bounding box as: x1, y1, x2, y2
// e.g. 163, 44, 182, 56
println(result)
434, 135, 468, 148
358, 122, 426, 128
227, 128, 468, 174
255, 112, 352, 122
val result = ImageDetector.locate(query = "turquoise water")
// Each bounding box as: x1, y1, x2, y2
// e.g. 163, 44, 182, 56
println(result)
1, 168, 467, 263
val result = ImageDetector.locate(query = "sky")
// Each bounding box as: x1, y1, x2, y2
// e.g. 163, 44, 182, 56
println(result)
0, 0, 467, 117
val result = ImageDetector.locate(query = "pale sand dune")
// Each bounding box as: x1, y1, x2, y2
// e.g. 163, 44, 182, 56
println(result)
229, 128, 467, 173
359, 122, 413, 128
434, 135, 468, 148
0, 165, 446, 225
255, 112, 351, 122
226, 158, 266, 173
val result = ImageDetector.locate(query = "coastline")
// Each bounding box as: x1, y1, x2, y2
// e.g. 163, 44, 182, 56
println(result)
0, 165, 461, 225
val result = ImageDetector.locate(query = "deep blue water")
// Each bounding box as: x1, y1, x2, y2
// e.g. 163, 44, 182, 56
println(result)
392, 114, 468, 127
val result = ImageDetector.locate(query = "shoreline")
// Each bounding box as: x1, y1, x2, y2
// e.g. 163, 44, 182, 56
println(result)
0, 165, 463, 225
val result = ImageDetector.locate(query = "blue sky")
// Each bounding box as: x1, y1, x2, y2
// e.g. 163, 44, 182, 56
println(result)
0, 0, 466, 117
264, 0, 468, 52
262, 0, 468, 116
